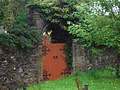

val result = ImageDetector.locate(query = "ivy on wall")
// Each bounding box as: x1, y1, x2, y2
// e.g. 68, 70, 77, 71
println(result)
65, 40, 73, 69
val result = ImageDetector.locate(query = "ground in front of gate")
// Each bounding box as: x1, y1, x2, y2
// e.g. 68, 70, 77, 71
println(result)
27, 68, 120, 90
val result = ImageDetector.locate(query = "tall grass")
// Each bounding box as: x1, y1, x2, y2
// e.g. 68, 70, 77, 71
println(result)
26, 68, 120, 90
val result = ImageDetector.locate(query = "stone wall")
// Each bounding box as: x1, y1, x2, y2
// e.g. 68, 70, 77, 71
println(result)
0, 46, 39, 90
72, 43, 117, 73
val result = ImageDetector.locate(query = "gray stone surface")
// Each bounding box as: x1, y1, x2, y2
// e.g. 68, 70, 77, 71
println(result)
72, 43, 116, 72
0, 46, 39, 90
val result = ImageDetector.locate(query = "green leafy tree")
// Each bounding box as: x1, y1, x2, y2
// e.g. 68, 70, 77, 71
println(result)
0, 0, 8, 26
68, 0, 120, 77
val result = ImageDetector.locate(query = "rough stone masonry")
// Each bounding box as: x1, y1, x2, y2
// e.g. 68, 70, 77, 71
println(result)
0, 46, 39, 90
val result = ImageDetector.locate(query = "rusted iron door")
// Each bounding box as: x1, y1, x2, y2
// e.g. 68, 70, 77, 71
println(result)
42, 43, 68, 81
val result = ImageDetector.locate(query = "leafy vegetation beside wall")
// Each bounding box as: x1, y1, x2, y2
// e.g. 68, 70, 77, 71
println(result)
0, 0, 39, 51
65, 40, 73, 69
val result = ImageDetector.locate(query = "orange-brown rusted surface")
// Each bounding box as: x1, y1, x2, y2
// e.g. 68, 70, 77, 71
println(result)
43, 35, 51, 44
42, 44, 67, 81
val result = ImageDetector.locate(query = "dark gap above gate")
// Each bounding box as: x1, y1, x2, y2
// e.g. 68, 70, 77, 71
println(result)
44, 24, 73, 44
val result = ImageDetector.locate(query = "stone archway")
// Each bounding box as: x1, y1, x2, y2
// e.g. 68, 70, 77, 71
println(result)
35, 17, 73, 81
28, 6, 73, 82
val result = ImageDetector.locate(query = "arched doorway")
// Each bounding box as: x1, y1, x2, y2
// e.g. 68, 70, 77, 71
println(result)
28, 5, 73, 82
42, 24, 72, 81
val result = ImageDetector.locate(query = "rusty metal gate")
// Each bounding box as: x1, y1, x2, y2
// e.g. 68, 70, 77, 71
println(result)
42, 43, 71, 81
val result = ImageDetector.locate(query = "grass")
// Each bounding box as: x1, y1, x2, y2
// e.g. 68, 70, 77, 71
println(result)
26, 68, 120, 90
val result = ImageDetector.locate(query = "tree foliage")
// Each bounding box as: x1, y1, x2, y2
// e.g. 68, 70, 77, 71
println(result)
0, 0, 39, 50
68, 0, 120, 54
29, 0, 79, 30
